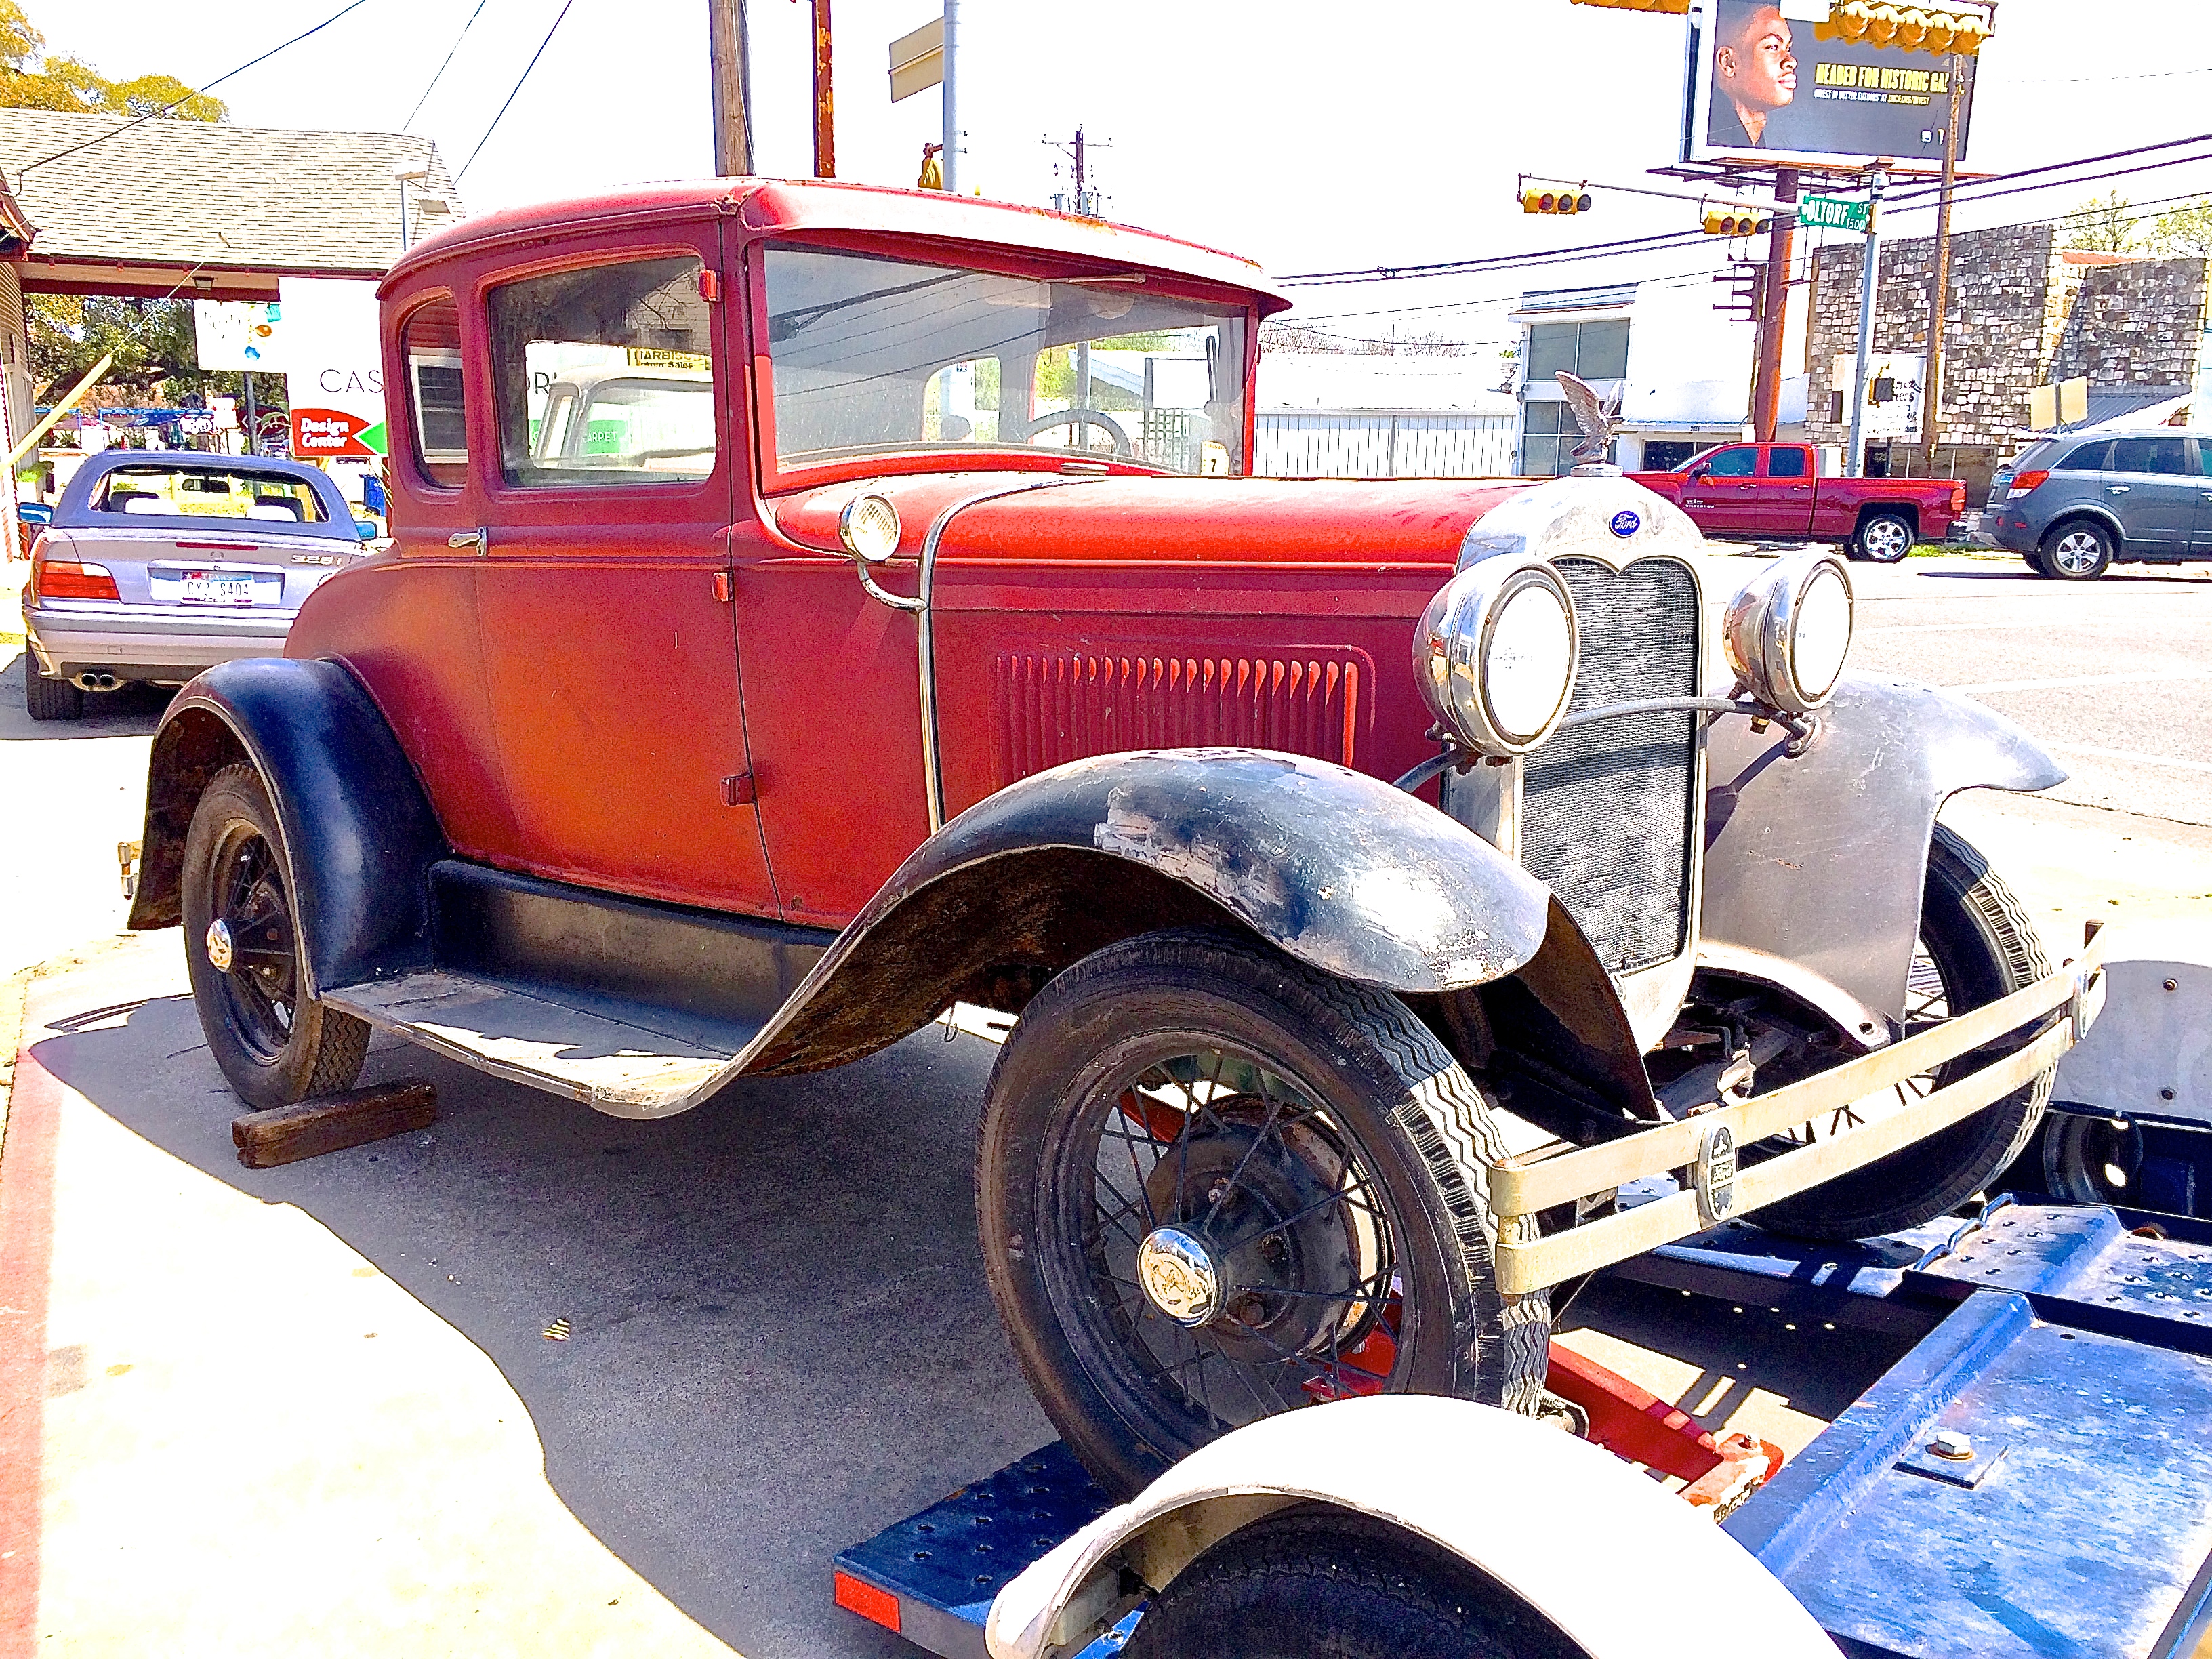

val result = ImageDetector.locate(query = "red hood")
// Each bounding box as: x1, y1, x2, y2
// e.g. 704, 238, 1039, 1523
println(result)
769, 472, 1534, 569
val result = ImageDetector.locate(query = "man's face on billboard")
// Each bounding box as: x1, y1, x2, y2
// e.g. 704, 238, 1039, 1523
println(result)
1721, 6, 1796, 112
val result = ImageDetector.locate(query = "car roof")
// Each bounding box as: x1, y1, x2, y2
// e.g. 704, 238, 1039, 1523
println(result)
2033, 428, 2207, 448
384, 176, 1292, 316
547, 366, 712, 393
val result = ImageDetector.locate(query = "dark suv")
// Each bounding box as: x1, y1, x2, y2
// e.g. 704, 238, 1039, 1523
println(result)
1986, 428, 2212, 579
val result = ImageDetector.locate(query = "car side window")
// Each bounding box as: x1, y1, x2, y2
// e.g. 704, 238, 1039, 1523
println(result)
401, 296, 469, 489
487, 255, 717, 488
1704, 446, 1757, 477
2111, 436, 2189, 475
1764, 446, 1809, 478
2055, 440, 2110, 472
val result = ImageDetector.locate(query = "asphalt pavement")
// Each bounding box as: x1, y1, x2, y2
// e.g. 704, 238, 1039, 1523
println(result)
1, 551, 2209, 1656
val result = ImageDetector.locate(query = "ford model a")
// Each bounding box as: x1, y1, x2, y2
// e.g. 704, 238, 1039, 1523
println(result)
126, 180, 2103, 1498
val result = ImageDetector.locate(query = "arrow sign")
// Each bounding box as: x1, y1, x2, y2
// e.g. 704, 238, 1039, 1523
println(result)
290, 406, 380, 459
1799, 194, 1873, 234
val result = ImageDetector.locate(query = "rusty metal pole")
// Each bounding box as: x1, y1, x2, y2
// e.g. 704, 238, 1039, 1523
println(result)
811, 0, 835, 177
1921, 57, 1963, 472
1753, 167, 1798, 441
708, 0, 753, 176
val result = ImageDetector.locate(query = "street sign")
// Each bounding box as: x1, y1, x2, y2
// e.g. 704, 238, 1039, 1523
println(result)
1799, 194, 1873, 234
888, 16, 943, 102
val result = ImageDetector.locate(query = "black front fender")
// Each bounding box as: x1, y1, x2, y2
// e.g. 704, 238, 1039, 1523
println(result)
742, 750, 1560, 1076
128, 658, 446, 998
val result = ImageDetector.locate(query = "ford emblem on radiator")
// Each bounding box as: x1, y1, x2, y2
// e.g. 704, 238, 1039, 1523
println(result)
1609, 509, 1641, 538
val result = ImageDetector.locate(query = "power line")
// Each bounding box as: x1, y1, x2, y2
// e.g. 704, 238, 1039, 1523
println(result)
1984, 64, 2212, 84
456, 0, 578, 183
403, 0, 489, 131
15, 0, 375, 181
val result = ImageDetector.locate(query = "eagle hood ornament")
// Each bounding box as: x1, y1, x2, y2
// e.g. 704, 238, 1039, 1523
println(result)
1555, 370, 1624, 476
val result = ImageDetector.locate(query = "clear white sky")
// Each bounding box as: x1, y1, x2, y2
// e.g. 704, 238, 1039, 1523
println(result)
25, 0, 2212, 348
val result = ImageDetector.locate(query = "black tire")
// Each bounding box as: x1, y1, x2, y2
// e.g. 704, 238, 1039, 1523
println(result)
22, 651, 82, 721
2040, 1113, 2144, 1206
978, 928, 1548, 1501
1853, 511, 1917, 564
2038, 519, 2114, 579
182, 763, 369, 1109
1124, 1509, 1582, 1659
1756, 824, 2051, 1240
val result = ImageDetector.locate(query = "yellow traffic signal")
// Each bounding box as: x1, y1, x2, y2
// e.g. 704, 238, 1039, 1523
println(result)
1521, 188, 1594, 216
918, 142, 944, 190
1702, 208, 1767, 236
1814, 3, 1990, 54
1567, 0, 1689, 11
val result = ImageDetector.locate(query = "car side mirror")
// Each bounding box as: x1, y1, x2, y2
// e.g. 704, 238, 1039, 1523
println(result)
356, 520, 379, 541
1687, 465, 1709, 481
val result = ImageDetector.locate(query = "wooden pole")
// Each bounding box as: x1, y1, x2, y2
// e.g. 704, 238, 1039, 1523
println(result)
232, 1079, 438, 1170
12, 353, 114, 468
1753, 169, 1797, 442
811, 0, 835, 177
708, 0, 753, 177
1921, 56, 1964, 472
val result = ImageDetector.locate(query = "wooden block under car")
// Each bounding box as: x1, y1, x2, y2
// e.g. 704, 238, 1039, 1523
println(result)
232, 1079, 438, 1169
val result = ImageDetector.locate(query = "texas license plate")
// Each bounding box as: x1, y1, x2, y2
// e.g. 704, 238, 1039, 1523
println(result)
178, 570, 262, 605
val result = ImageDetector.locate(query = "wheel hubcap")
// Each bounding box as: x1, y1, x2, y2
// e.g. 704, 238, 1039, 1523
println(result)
1867, 523, 1908, 559
2056, 532, 2100, 573
205, 918, 234, 972
1137, 1227, 1222, 1326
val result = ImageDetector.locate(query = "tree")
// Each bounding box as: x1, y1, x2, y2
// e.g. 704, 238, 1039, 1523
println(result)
2145, 199, 2212, 261
26, 295, 273, 414
2061, 191, 2135, 254
0, 2, 227, 121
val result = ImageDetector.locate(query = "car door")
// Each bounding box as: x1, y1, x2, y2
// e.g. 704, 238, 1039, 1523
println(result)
2103, 434, 2196, 551
2192, 439, 2212, 553
1748, 444, 1817, 539
470, 222, 780, 917
1681, 444, 1762, 535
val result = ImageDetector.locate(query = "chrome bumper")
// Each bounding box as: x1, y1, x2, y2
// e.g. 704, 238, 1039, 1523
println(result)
25, 600, 295, 676
1491, 929, 2110, 1295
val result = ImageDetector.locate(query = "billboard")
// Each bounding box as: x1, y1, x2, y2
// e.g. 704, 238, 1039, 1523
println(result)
278, 278, 387, 458
1685, 0, 1978, 172
192, 300, 287, 371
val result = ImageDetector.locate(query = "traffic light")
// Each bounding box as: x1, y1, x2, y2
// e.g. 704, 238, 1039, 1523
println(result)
918, 142, 944, 190
1522, 188, 1594, 216
1567, 0, 1689, 11
1814, 3, 1992, 54
1702, 207, 1768, 236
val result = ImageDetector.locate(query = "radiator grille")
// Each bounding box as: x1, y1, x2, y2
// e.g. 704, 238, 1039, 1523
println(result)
1519, 557, 1700, 976
991, 653, 1366, 784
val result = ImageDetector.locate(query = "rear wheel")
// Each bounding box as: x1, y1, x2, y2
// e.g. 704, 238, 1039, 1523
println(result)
182, 764, 369, 1109
1124, 1509, 1581, 1659
977, 929, 1548, 1500
22, 651, 82, 721
2038, 520, 2114, 579
1853, 511, 1917, 565
1753, 824, 2051, 1240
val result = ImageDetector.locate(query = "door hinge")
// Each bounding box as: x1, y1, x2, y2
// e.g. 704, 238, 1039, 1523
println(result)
721, 772, 757, 807
712, 570, 733, 602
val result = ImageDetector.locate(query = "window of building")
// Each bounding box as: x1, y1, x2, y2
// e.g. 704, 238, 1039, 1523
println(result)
2111, 436, 2189, 475
402, 296, 468, 489
1766, 445, 1809, 477
1522, 319, 1629, 386
1520, 400, 1614, 476
487, 255, 718, 488
1641, 440, 1702, 471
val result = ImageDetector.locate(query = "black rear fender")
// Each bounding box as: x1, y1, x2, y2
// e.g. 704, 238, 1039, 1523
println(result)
129, 658, 446, 998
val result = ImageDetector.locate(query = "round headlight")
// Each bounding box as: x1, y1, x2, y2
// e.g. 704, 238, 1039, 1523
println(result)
1723, 550, 1855, 716
838, 492, 901, 564
1414, 558, 1580, 758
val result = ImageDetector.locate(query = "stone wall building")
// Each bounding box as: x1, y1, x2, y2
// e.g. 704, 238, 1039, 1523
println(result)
1805, 223, 2211, 501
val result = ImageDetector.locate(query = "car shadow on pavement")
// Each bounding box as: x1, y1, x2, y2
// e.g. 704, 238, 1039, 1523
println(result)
0, 645, 172, 741
30, 985, 1055, 1659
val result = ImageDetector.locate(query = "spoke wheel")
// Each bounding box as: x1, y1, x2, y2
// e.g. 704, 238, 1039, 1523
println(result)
182, 764, 369, 1109
979, 928, 1547, 1499
1753, 823, 2052, 1241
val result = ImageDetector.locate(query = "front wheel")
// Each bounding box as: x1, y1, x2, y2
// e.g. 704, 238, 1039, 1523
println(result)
1754, 823, 2051, 1240
182, 763, 369, 1109
1853, 511, 1917, 564
977, 930, 1548, 1500
2038, 520, 2114, 579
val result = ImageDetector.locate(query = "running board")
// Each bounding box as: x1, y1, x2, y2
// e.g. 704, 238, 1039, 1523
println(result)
324, 970, 762, 1118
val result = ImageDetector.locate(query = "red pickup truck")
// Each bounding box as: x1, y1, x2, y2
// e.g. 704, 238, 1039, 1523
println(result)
1629, 441, 1965, 563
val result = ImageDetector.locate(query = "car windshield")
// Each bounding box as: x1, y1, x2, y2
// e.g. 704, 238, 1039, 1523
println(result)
91, 464, 327, 523
761, 245, 1249, 476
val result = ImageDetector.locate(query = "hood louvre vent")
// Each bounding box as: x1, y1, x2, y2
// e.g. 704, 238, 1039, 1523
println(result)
991, 653, 1368, 785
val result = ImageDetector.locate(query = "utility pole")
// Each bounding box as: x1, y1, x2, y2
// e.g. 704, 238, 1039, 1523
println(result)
1752, 167, 1797, 442
708, 0, 753, 177
1921, 57, 1964, 472
1845, 167, 1889, 478
811, 0, 834, 176
940, 0, 960, 194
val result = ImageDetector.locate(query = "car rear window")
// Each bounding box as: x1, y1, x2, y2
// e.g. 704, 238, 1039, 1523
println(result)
487, 255, 718, 489
91, 466, 327, 523
1765, 446, 1809, 478
2111, 436, 2190, 475
2055, 440, 2110, 471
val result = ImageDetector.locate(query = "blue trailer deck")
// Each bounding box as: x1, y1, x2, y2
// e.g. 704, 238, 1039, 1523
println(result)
835, 1201, 2212, 1659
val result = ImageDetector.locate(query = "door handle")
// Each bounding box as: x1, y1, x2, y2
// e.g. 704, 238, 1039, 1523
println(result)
1790, 484, 1811, 491
447, 527, 488, 553
2106, 485, 2130, 494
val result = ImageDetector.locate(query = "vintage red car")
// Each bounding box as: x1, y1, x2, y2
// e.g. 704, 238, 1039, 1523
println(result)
127, 179, 2104, 1498
1629, 441, 1966, 562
